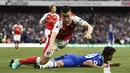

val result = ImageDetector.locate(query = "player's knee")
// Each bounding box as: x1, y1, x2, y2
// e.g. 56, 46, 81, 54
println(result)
40, 56, 50, 65
56, 60, 64, 67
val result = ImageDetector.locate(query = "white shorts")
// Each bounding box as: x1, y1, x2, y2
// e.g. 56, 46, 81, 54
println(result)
43, 39, 69, 57
44, 29, 51, 37
44, 29, 51, 44
13, 35, 21, 42
55, 39, 69, 50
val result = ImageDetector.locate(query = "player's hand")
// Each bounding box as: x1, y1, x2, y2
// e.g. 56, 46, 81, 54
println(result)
39, 20, 43, 25
111, 62, 121, 66
83, 33, 92, 39
103, 64, 109, 68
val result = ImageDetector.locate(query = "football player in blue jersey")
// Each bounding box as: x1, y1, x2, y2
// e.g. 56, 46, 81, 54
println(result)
34, 46, 120, 69
107, 24, 115, 44
9, 46, 120, 69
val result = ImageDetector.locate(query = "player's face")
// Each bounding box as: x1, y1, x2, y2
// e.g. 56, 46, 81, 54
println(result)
51, 6, 56, 13
109, 24, 112, 28
104, 55, 113, 63
61, 11, 72, 24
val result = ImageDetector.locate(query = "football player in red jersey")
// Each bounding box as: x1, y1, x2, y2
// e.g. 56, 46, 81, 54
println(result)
40, 6, 93, 65
12, 24, 23, 50
10, 6, 93, 69
39, 5, 59, 44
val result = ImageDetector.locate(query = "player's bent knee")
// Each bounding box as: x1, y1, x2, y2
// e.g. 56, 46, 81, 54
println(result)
56, 60, 64, 67
40, 56, 50, 65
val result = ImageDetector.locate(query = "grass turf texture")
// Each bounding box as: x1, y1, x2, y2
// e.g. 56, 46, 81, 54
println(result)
0, 47, 129, 73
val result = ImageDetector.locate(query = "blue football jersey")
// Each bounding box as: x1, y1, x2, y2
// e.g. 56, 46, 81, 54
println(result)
108, 28, 115, 40
78, 52, 104, 66
54, 53, 104, 67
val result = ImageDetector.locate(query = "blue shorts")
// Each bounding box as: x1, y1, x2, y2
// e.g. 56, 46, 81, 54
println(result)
54, 54, 79, 67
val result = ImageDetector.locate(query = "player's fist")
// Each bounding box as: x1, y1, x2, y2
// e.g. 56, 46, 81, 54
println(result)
83, 33, 92, 39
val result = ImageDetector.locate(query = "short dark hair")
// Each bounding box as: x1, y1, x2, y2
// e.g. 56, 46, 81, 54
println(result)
49, 5, 55, 11
102, 46, 116, 58
61, 5, 71, 13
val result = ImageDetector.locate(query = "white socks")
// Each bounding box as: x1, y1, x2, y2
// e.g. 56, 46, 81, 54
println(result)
104, 64, 111, 73
41, 60, 57, 69
36, 57, 40, 65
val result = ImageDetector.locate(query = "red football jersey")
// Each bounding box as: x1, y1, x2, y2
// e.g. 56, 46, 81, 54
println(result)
13, 24, 23, 35
56, 20, 76, 40
52, 14, 89, 40
40, 13, 59, 30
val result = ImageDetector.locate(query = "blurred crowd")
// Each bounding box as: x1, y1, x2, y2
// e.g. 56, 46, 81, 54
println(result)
4, 0, 130, 1
20, 0, 129, 1
0, 12, 130, 44
74, 12, 130, 44
0, 12, 44, 43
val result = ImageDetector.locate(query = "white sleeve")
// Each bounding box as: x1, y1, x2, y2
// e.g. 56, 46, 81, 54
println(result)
52, 21, 62, 35
73, 16, 89, 26
20, 25, 23, 31
13, 24, 17, 30
40, 13, 48, 22
56, 14, 60, 21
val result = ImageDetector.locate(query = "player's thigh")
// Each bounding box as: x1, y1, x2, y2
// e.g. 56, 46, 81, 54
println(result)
54, 56, 64, 61
55, 39, 69, 49
60, 59, 76, 67
54, 54, 73, 61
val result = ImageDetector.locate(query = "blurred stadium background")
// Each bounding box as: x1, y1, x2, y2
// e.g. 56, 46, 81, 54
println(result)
0, 0, 130, 73
0, 0, 130, 46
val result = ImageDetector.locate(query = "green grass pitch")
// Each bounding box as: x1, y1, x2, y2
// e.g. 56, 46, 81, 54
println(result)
0, 47, 129, 73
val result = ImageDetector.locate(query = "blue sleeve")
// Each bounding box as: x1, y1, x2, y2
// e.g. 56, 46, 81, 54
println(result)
92, 58, 103, 66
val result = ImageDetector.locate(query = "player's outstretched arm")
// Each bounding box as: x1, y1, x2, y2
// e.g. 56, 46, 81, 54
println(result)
74, 16, 93, 39
82, 60, 120, 68
48, 32, 57, 52
48, 21, 61, 52
83, 23, 93, 39
82, 60, 103, 68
